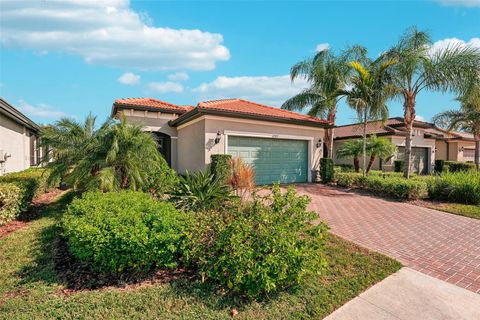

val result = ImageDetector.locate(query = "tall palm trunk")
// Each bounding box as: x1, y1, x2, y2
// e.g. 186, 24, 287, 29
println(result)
362, 111, 368, 177
324, 108, 337, 158
475, 133, 480, 171
403, 92, 416, 179
354, 157, 360, 172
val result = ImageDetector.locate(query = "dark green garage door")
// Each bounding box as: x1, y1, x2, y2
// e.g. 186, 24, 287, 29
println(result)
227, 136, 308, 185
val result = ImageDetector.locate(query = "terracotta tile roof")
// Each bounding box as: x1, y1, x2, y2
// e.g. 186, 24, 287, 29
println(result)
334, 119, 399, 139
114, 98, 189, 113
197, 98, 330, 124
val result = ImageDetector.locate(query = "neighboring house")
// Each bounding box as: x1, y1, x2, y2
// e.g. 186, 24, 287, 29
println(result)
0, 98, 42, 175
112, 98, 331, 184
333, 117, 478, 174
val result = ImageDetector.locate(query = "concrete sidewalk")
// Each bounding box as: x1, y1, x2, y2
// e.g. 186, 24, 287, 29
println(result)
326, 267, 480, 320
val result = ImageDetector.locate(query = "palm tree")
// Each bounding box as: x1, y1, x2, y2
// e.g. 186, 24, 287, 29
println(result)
41, 115, 164, 191
433, 92, 480, 170
281, 48, 352, 157
336, 139, 363, 172
366, 136, 397, 173
341, 57, 396, 177
382, 27, 480, 178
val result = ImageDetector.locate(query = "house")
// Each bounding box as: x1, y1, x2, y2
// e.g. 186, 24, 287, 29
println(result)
0, 98, 42, 175
333, 117, 478, 174
112, 98, 331, 184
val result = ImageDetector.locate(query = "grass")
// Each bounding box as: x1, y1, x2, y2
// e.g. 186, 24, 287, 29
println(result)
0, 192, 401, 319
425, 203, 480, 220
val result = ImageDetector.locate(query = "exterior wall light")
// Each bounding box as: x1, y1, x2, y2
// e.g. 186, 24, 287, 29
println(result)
215, 131, 222, 144
459, 146, 464, 152
316, 139, 323, 148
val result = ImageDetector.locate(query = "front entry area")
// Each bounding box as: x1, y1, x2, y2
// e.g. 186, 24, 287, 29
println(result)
227, 136, 308, 185
398, 146, 429, 175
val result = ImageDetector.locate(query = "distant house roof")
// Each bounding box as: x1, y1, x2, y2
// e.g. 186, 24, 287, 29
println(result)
0, 98, 40, 132
112, 98, 193, 116
334, 117, 474, 142
170, 98, 331, 128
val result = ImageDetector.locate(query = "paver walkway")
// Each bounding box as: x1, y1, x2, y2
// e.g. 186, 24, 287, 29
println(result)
296, 184, 480, 294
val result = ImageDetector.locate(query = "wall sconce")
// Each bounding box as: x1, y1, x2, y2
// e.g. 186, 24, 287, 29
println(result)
433, 147, 437, 153
316, 139, 323, 148
459, 146, 464, 152
214, 131, 222, 144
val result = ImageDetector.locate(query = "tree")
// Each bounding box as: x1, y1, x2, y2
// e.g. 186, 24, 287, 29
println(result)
281, 48, 352, 158
433, 91, 480, 170
336, 139, 363, 172
41, 115, 164, 191
382, 27, 480, 178
366, 136, 397, 173
341, 56, 396, 177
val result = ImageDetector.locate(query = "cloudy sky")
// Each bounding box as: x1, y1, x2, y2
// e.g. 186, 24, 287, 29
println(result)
0, 0, 479, 124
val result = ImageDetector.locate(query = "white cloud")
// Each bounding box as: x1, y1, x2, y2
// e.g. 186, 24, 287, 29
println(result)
436, 0, 480, 7
316, 43, 330, 52
148, 81, 184, 93
168, 72, 189, 81
415, 115, 426, 122
118, 72, 140, 85
429, 37, 480, 55
17, 99, 67, 119
0, 0, 230, 71
193, 75, 310, 106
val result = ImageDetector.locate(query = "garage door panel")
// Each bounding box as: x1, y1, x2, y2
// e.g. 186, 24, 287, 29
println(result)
227, 136, 308, 185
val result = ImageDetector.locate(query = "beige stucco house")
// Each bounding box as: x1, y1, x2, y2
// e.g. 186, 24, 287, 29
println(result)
0, 98, 42, 175
333, 117, 478, 174
112, 98, 331, 184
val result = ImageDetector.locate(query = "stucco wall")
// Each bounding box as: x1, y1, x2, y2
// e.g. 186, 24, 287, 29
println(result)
119, 110, 179, 170
456, 141, 477, 162
0, 113, 31, 174
447, 141, 459, 161
435, 140, 448, 161
204, 116, 324, 180
176, 118, 206, 174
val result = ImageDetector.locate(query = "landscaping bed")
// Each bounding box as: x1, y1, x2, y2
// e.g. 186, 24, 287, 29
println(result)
0, 192, 401, 319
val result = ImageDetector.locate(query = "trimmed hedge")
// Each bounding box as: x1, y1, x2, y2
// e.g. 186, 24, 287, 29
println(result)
0, 183, 22, 226
320, 158, 334, 183
427, 171, 480, 205
0, 168, 51, 225
444, 161, 476, 173
210, 154, 232, 185
434, 160, 445, 174
335, 172, 428, 200
63, 191, 190, 273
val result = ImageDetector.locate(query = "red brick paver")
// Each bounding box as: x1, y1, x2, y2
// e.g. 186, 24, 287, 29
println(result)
296, 184, 480, 294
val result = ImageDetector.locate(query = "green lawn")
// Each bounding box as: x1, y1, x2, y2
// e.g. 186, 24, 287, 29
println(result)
0, 192, 401, 320
426, 203, 480, 220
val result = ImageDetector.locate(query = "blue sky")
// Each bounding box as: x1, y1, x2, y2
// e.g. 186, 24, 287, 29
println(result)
1, 0, 479, 125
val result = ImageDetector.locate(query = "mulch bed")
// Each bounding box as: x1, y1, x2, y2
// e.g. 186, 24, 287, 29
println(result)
53, 235, 192, 293
0, 188, 63, 240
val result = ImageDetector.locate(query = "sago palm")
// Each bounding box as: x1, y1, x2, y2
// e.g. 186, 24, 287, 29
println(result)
336, 139, 363, 172
366, 136, 397, 173
341, 56, 396, 177
382, 26, 480, 178
433, 91, 480, 170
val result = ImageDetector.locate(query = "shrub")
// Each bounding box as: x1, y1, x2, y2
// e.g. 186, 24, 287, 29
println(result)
185, 185, 329, 298
0, 183, 22, 226
142, 157, 179, 198
334, 164, 355, 172
427, 171, 480, 204
335, 172, 427, 200
434, 160, 445, 174
210, 154, 232, 184
63, 191, 190, 273
394, 160, 404, 173
169, 170, 235, 212
320, 158, 334, 183
444, 161, 475, 173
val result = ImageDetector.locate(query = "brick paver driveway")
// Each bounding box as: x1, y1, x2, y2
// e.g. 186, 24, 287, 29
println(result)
296, 184, 480, 294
